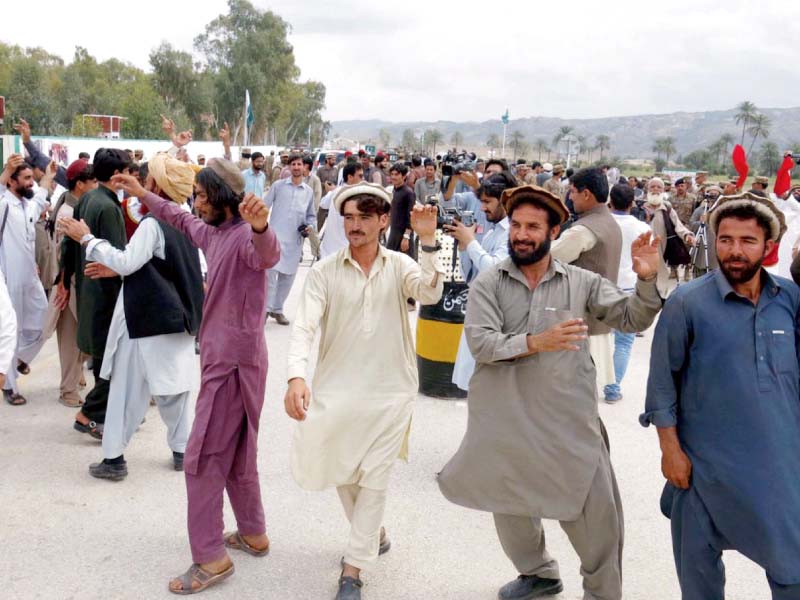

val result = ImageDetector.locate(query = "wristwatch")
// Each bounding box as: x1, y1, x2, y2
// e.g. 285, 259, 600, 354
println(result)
420, 243, 442, 253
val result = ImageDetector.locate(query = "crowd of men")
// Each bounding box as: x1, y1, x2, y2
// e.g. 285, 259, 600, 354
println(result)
1, 114, 800, 600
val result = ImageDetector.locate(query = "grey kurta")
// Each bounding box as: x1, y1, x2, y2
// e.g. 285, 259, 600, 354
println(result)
438, 257, 662, 520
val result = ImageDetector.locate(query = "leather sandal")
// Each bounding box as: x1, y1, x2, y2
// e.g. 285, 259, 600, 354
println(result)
224, 531, 270, 557
169, 563, 234, 595
3, 390, 26, 406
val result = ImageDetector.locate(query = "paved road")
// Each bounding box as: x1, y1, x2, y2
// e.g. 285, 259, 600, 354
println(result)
1, 261, 768, 599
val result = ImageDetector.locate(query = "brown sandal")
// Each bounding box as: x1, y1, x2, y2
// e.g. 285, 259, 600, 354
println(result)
224, 531, 270, 557
169, 562, 234, 595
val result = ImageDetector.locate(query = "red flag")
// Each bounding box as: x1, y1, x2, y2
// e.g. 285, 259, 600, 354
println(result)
774, 155, 795, 197
732, 144, 749, 190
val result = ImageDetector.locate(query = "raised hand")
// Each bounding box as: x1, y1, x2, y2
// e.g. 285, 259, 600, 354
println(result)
631, 231, 662, 279
410, 204, 437, 243
219, 122, 231, 146
13, 118, 31, 142
110, 174, 148, 199
174, 130, 193, 147
3, 153, 25, 174
57, 217, 91, 242
239, 192, 270, 232
40, 160, 58, 192
160, 114, 175, 135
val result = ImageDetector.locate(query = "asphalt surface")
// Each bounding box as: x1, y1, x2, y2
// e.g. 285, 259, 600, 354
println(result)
0, 262, 769, 600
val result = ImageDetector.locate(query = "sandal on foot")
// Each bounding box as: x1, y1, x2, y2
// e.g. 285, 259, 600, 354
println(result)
59, 394, 84, 408
4, 390, 26, 406
224, 531, 270, 557
169, 563, 234, 595
16, 360, 30, 375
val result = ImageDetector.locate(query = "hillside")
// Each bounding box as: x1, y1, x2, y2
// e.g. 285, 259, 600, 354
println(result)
330, 107, 800, 159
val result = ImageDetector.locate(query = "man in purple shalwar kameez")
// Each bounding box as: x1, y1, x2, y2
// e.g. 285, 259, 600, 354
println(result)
113, 157, 280, 595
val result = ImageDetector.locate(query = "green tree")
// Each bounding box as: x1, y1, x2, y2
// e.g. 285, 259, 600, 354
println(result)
747, 113, 771, 154
715, 133, 736, 168
759, 141, 781, 174
401, 129, 418, 152
424, 129, 444, 156
510, 130, 526, 161
595, 134, 611, 160
450, 131, 464, 148
652, 137, 676, 165
552, 126, 574, 156
195, 0, 306, 144
735, 101, 757, 146
119, 76, 169, 139
486, 133, 501, 154
378, 128, 391, 149
682, 149, 714, 171
535, 138, 549, 161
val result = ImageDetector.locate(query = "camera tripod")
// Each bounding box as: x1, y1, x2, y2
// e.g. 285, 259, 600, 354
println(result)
689, 199, 714, 278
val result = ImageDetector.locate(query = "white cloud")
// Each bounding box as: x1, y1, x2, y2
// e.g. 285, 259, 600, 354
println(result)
2, 0, 799, 122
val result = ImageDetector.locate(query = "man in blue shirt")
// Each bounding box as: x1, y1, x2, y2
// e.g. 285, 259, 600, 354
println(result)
642, 191, 800, 600
242, 152, 267, 198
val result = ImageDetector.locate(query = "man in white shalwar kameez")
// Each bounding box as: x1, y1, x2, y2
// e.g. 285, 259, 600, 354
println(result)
284, 183, 443, 600
0, 266, 18, 389
0, 156, 56, 405
59, 153, 203, 480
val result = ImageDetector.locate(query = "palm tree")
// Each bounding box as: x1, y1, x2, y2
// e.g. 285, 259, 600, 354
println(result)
378, 128, 391, 149
552, 126, 574, 157
662, 137, 677, 165
595, 134, 611, 160
747, 113, 771, 154
760, 141, 781, 174
424, 129, 444, 156
450, 131, 464, 148
707, 139, 725, 171
510, 130, 526, 161
535, 138, 548, 161
716, 133, 735, 167
735, 101, 757, 146
576, 134, 587, 163
486, 133, 501, 154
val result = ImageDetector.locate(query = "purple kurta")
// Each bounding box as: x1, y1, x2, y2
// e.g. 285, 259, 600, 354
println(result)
140, 192, 280, 562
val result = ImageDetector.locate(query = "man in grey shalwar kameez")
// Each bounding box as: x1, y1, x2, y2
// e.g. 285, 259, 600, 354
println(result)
438, 186, 664, 600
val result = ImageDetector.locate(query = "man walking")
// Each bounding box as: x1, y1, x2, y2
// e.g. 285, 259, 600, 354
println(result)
264, 154, 315, 325
49, 159, 96, 407
603, 183, 651, 403
642, 192, 800, 600
552, 167, 623, 391
112, 157, 280, 595
60, 153, 204, 480
0, 156, 56, 405
64, 148, 130, 436
439, 185, 663, 600
285, 183, 443, 600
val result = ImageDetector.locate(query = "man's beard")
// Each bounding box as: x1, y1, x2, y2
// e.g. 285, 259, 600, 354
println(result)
508, 236, 551, 266
719, 253, 763, 285
252, 164, 263, 171
646, 192, 664, 207
202, 206, 227, 227
17, 186, 35, 199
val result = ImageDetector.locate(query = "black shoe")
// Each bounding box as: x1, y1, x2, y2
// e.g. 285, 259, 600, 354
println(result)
498, 575, 564, 600
270, 312, 290, 326
89, 459, 128, 481
173, 452, 184, 472
335, 575, 362, 600
88, 422, 104, 440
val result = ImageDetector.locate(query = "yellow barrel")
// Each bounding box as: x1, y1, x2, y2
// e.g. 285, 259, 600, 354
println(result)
416, 281, 468, 398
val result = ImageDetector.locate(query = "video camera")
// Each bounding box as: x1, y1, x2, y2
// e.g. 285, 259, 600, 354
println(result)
424, 195, 475, 229
791, 153, 800, 165
440, 150, 477, 178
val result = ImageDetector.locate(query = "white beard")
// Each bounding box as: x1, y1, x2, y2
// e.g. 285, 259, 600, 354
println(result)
646, 192, 665, 207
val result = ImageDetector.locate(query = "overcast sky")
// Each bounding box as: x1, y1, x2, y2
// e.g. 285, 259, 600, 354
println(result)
4, 0, 798, 123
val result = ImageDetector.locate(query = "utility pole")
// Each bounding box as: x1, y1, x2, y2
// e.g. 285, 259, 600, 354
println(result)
501, 108, 509, 159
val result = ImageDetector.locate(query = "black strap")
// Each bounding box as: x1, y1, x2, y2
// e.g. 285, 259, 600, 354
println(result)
0, 204, 9, 249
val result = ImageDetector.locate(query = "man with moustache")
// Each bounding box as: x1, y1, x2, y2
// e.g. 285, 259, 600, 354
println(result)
643, 192, 800, 600
242, 152, 268, 198
285, 183, 443, 600
0, 156, 57, 404
438, 185, 663, 600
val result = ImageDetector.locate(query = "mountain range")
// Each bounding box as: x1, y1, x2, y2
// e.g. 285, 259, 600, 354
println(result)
330, 107, 800, 159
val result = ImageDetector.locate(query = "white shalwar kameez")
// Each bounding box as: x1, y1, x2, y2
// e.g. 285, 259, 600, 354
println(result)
287, 245, 444, 569
85, 217, 198, 459
0, 266, 19, 376
0, 187, 49, 393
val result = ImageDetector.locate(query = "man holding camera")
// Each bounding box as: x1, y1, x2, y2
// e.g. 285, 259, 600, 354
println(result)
442, 158, 507, 243
414, 159, 441, 203
264, 154, 315, 325
447, 171, 516, 390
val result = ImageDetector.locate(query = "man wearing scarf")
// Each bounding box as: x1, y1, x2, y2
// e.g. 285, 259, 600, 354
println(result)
59, 153, 204, 480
